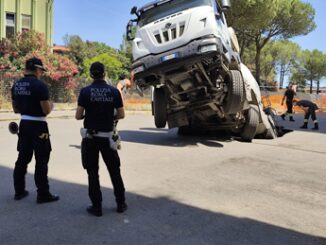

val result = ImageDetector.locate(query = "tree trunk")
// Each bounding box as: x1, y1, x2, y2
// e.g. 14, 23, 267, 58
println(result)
310, 79, 313, 94
279, 65, 285, 89
255, 43, 261, 85
317, 80, 320, 94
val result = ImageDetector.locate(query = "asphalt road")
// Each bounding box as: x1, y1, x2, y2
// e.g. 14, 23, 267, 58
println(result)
0, 113, 325, 245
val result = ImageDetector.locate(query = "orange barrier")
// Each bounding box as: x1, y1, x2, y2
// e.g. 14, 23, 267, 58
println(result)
125, 99, 150, 104
262, 94, 326, 114
125, 95, 326, 113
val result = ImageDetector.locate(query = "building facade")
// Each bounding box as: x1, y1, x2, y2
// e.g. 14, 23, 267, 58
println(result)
0, 0, 53, 45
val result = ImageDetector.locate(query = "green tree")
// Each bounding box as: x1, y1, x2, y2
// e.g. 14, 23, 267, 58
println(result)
64, 35, 86, 69
0, 31, 78, 91
227, 0, 316, 83
269, 40, 301, 88
316, 54, 326, 94
289, 68, 306, 88
292, 49, 325, 94
85, 41, 116, 59
242, 42, 277, 86
65, 35, 131, 79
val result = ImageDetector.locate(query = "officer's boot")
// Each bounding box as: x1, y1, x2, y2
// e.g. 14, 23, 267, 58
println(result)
281, 114, 286, 120
300, 122, 308, 129
312, 122, 319, 130
87, 205, 102, 217
289, 116, 295, 122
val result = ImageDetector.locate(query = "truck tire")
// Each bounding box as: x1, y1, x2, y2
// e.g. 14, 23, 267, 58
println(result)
265, 115, 278, 139
241, 105, 259, 142
154, 87, 167, 128
224, 70, 245, 114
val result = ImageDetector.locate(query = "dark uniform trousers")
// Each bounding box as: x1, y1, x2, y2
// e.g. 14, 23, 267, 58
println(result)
286, 100, 293, 115
14, 120, 51, 196
81, 137, 125, 208
304, 108, 317, 121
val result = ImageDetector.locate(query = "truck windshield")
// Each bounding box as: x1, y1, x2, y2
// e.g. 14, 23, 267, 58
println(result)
138, 0, 213, 27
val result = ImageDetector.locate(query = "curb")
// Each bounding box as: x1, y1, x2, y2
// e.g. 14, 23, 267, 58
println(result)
0, 110, 152, 122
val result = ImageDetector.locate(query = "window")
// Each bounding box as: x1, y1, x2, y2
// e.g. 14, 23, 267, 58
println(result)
138, 0, 213, 27
22, 15, 32, 32
6, 13, 15, 38
213, 0, 224, 23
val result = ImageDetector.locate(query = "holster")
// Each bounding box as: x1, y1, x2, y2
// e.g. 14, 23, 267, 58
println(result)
80, 128, 120, 151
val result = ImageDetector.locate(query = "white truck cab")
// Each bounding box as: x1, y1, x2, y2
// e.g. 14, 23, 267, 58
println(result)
127, 0, 277, 141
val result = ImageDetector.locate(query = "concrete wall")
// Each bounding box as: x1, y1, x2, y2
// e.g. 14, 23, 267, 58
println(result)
0, 0, 53, 45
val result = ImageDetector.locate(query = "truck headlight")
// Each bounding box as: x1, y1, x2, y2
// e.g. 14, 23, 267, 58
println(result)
133, 65, 145, 74
199, 44, 217, 53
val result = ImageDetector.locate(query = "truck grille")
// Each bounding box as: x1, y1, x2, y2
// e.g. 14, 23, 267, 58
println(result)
153, 22, 186, 44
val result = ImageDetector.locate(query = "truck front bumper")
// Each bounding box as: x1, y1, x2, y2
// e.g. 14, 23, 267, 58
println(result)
132, 36, 224, 85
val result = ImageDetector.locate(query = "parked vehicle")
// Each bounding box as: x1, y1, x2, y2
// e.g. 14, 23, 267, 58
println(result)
127, 0, 277, 141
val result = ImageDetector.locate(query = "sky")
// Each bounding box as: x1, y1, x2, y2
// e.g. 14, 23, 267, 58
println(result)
54, 0, 149, 48
54, 0, 326, 52
54, 0, 326, 86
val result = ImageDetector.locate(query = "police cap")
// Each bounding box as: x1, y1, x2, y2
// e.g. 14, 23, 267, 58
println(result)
25, 57, 47, 72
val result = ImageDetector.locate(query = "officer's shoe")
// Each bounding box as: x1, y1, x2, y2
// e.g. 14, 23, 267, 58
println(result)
14, 190, 29, 200
281, 114, 286, 120
300, 124, 308, 129
312, 124, 319, 130
87, 205, 102, 217
116, 203, 128, 213
289, 117, 295, 122
37, 194, 60, 204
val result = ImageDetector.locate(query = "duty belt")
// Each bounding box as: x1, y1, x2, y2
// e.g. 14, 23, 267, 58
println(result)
80, 128, 113, 139
21, 115, 46, 122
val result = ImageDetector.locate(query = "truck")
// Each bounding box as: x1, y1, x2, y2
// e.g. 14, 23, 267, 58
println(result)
126, 0, 278, 141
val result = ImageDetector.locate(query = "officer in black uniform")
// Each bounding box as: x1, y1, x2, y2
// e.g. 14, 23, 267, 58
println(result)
76, 62, 127, 217
11, 57, 59, 203
294, 99, 319, 130
281, 84, 296, 121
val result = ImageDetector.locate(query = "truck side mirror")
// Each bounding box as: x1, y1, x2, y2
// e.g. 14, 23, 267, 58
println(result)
131, 6, 138, 16
221, 0, 231, 10
126, 21, 135, 41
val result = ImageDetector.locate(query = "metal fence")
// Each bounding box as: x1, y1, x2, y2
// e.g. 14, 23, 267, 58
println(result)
0, 72, 16, 109
1, 72, 325, 111
0, 72, 85, 105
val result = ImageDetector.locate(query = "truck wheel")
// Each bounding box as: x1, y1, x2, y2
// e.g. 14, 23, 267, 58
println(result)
265, 115, 278, 139
224, 70, 245, 114
263, 107, 278, 139
241, 105, 259, 142
154, 87, 167, 128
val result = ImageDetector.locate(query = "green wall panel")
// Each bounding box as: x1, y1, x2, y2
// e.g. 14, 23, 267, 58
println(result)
36, 1, 46, 32
0, 0, 53, 45
21, 0, 32, 15
4, 0, 16, 12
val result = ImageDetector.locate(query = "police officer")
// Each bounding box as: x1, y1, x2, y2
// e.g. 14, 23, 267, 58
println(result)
293, 99, 319, 130
75, 62, 127, 217
11, 57, 59, 203
281, 84, 296, 121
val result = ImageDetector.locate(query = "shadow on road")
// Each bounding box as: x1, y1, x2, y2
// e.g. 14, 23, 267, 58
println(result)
0, 165, 325, 245
69, 144, 81, 149
277, 113, 326, 134
119, 128, 231, 147
139, 127, 169, 132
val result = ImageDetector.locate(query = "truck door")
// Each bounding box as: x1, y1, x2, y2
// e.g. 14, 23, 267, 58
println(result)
213, 0, 231, 51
